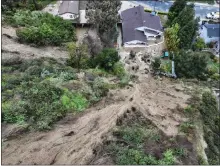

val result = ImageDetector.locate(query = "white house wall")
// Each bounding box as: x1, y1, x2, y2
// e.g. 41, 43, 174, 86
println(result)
59, 13, 79, 20
199, 26, 220, 43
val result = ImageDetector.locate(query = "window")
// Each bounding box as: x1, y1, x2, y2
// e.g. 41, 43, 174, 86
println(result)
70, 15, 73, 18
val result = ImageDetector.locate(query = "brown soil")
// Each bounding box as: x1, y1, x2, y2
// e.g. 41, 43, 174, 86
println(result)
2, 27, 193, 165
1, 26, 68, 60
91, 108, 198, 165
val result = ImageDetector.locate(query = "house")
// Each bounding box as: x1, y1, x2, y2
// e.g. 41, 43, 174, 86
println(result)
199, 23, 220, 44
58, 1, 79, 20
120, 6, 163, 46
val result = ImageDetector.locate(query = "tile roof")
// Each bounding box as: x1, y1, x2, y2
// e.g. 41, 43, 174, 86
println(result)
59, 1, 79, 15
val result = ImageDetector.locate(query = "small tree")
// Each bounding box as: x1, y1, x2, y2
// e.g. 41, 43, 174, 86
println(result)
192, 37, 206, 51
86, 0, 121, 46
164, 23, 180, 52
91, 48, 120, 71
174, 51, 209, 80
67, 43, 89, 72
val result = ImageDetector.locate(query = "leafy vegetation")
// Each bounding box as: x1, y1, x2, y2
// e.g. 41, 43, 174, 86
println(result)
184, 90, 219, 165
164, 23, 180, 52
192, 37, 206, 51
6, 10, 76, 46
166, 0, 187, 27
174, 51, 210, 80
67, 43, 89, 72
104, 112, 198, 165
199, 92, 220, 165
2, 0, 55, 11
2, 57, 122, 130
152, 57, 161, 71
90, 48, 120, 71
166, 0, 198, 49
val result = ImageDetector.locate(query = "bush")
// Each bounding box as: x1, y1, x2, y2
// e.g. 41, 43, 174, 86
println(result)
180, 121, 195, 133
174, 51, 209, 80
90, 48, 120, 71
113, 62, 126, 78
13, 10, 76, 46
209, 53, 215, 60
192, 37, 206, 51
199, 92, 219, 165
160, 60, 172, 73
67, 43, 89, 71
152, 57, 161, 71
61, 91, 88, 112
92, 77, 109, 98
119, 74, 130, 87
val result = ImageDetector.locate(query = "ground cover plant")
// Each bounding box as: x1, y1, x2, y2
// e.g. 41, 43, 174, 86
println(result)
1, 57, 124, 130
5, 10, 76, 46
95, 108, 198, 165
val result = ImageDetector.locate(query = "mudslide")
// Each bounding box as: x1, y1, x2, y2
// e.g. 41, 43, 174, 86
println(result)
2, 28, 191, 165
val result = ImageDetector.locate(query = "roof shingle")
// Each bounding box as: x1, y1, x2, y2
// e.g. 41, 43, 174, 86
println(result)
121, 6, 162, 43
204, 24, 220, 37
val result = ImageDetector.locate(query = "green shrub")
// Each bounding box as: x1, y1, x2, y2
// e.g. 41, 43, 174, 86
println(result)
61, 91, 88, 112
118, 126, 147, 145
174, 51, 209, 80
90, 48, 120, 71
119, 74, 130, 87
210, 73, 219, 80
152, 57, 161, 71
210, 53, 215, 60
159, 149, 175, 165
116, 148, 159, 165
67, 43, 89, 71
13, 10, 76, 46
2, 101, 25, 124
160, 60, 172, 73
87, 68, 110, 77
113, 62, 126, 78
92, 77, 109, 98
192, 37, 206, 51
180, 121, 195, 133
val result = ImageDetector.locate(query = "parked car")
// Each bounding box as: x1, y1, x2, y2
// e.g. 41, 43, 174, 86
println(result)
206, 12, 219, 19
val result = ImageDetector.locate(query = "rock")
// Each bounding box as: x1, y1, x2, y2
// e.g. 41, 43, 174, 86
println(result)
174, 85, 184, 92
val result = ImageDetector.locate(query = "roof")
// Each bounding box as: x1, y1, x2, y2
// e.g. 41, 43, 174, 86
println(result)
121, 6, 163, 43
204, 24, 220, 37
59, 1, 79, 15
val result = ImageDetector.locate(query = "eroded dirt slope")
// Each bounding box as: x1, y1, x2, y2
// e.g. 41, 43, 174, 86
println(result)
2, 27, 191, 165
1, 26, 68, 60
